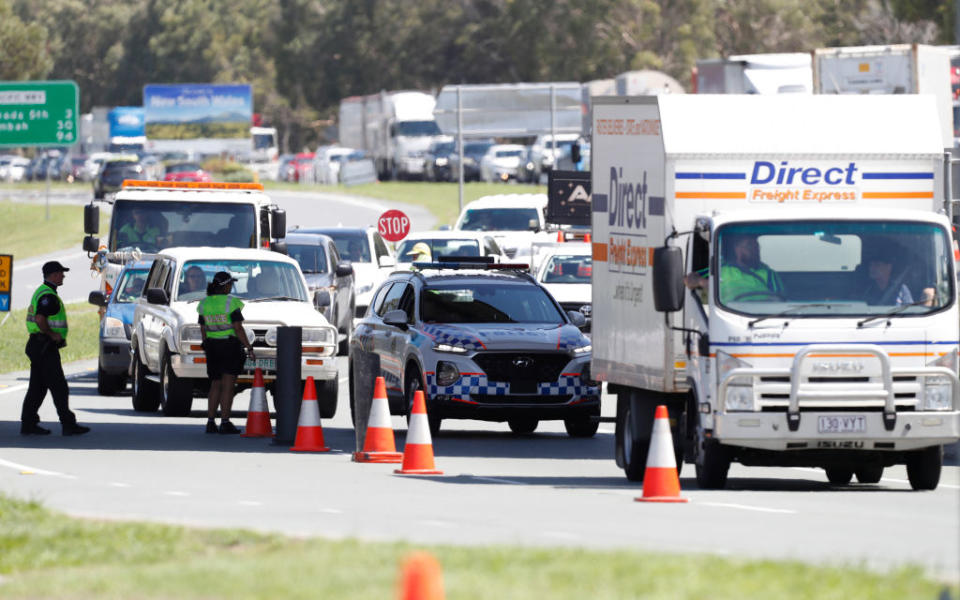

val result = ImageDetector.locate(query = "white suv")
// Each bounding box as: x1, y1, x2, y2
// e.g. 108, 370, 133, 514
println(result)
130, 247, 340, 418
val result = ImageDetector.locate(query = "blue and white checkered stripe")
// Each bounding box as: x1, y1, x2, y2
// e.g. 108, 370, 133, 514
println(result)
539, 376, 599, 397
427, 373, 599, 398
420, 325, 486, 351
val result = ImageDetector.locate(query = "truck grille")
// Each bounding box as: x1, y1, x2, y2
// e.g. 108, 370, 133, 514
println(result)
473, 352, 570, 384
755, 374, 919, 409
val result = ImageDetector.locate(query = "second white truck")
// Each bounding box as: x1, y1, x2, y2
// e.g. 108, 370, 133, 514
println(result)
591, 94, 960, 490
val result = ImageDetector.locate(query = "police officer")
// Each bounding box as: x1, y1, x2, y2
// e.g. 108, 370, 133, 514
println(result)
21, 261, 90, 436
198, 271, 256, 434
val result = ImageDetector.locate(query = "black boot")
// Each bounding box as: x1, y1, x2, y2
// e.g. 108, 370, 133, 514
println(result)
62, 424, 91, 436
21, 423, 51, 436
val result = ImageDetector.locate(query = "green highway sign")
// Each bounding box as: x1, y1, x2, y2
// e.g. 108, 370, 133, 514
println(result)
0, 80, 79, 147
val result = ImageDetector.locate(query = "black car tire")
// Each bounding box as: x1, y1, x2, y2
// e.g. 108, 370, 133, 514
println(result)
160, 351, 193, 417
854, 465, 884, 484
564, 414, 599, 438
98, 366, 125, 396
695, 432, 731, 489
825, 467, 854, 486
131, 347, 160, 412
508, 418, 538, 434
315, 377, 338, 419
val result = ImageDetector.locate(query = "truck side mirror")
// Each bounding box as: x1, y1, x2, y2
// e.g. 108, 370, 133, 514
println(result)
88, 291, 107, 307
652, 246, 685, 313
270, 240, 288, 255
528, 218, 540, 232
271, 208, 286, 239
82, 235, 100, 253
84, 204, 99, 234
146, 288, 169, 305
314, 289, 331, 309
570, 143, 581, 164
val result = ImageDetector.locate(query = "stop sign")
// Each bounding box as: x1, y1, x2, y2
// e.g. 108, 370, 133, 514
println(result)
378, 209, 411, 242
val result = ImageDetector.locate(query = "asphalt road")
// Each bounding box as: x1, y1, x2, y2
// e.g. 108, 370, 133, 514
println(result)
0, 357, 957, 582
7, 187, 436, 310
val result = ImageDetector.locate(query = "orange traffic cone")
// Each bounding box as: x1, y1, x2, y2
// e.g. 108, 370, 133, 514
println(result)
398, 552, 445, 600
354, 376, 403, 463
635, 405, 688, 503
395, 390, 443, 475
556, 230, 565, 242
241, 368, 273, 438
584, 232, 592, 243
290, 376, 331, 452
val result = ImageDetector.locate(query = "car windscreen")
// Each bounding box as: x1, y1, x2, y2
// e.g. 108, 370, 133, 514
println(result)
495, 149, 523, 158
288, 244, 328, 274
176, 260, 307, 303
421, 282, 564, 324
464, 142, 493, 157
396, 239, 481, 263
110, 200, 256, 252
396, 121, 441, 136
458, 208, 539, 231
113, 268, 149, 303
165, 163, 202, 174
313, 231, 371, 263
431, 142, 454, 155
541, 255, 592, 284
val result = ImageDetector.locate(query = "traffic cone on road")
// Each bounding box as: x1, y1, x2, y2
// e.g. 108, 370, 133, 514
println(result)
354, 376, 403, 463
290, 376, 331, 452
241, 368, 273, 438
398, 551, 445, 600
635, 405, 688, 503
556, 230, 565, 242
395, 391, 443, 475
584, 232, 591, 243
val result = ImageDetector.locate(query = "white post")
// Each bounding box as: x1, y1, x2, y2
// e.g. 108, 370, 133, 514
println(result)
457, 85, 464, 214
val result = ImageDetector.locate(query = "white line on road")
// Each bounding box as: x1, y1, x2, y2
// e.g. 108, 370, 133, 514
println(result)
0, 384, 28, 396
109, 482, 131, 488
163, 491, 190, 497
13, 251, 86, 272
700, 502, 796, 514
0, 458, 76, 479
318, 508, 343, 514
467, 475, 525, 485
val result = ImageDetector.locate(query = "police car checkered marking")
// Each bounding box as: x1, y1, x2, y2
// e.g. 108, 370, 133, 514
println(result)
427, 374, 598, 398
420, 325, 486, 351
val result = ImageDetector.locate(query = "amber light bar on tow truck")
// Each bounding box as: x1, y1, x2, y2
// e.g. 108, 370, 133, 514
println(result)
121, 180, 264, 191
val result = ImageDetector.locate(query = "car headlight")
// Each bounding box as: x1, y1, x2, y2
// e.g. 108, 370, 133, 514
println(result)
572, 343, 591, 354
434, 343, 469, 354
102, 316, 126, 339
302, 327, 335, 344
179, 324, 203, 347
436, 361, 460, 386
436, 157, 448, 166
265, 328, 278, 346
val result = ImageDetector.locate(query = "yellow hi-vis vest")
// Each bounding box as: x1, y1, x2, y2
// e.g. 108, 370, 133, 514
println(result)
26, 283, 68, 339
198, 295, 243, 339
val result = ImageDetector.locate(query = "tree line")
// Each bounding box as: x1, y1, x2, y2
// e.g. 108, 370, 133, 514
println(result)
0, 0, 951, 152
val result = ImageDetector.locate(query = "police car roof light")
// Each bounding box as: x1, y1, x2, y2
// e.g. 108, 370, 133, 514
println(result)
412, 261, 530, 271
437, 255, 494, 264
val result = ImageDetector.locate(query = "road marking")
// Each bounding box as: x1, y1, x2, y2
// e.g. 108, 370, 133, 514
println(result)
700, 502, 796, 514
467, 474, 525, 485
0, 384, 28, 396
164, 491, 189, 497
13, 251, 85, 272
0, 458, 76, 479
238, 500, 262, 507
109, 482, 131, 488
319, 508, 342, 514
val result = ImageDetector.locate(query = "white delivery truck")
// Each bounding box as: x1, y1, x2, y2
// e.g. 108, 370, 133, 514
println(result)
339, 90, 442, 180
813, 44, 953, 149
591, 94, 960, 490
695, 53, 812, 94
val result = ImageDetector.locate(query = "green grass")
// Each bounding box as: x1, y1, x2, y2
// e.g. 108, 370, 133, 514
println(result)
0, 302, 101, 373
0, 200, 108, 259
262, 181, 546, 227
0, 494, 954, 599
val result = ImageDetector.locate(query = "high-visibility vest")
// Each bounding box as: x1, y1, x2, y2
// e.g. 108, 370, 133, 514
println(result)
719, 263, 783, 304
26, 283, 68, 339
198, 295, 244, 339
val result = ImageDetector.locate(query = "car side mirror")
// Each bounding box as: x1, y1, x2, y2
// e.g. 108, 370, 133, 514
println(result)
382, 309, 409, 329
146, 288, 169, 305
652, 246, 685, 313
570, 143, 581, 164
88, 291, 107, 307
336, 263, 354, 277
314, 289, 331, 309
566, 310, 587, 328
84, 204, 99, 234
82, 235, 100, 253
378, 255, 396, 268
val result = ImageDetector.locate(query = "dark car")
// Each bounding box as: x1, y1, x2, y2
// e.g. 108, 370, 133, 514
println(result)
285, 232, 356, 355
94, 159, 144, 199
424, 139, 455, 182
449, 140, 494, 182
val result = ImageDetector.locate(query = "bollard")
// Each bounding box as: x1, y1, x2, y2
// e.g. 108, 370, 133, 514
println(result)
352, 349, 381, 453
272, 326, 302, 445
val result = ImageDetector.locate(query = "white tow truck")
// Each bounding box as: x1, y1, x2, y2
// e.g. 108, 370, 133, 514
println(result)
81, 181, 288, 296
591, 94, 960, 490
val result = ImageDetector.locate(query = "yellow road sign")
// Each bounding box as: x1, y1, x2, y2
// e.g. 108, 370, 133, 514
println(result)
0, 254, 11, 311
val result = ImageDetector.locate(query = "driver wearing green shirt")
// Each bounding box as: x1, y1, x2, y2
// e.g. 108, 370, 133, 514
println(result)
684, 233, 784, 303
118, 208, 160, 249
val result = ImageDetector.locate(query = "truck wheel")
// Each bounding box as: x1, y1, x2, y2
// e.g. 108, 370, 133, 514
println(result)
315, 377, 338, 419
98, 366, 124, 396
564, 412, 599, 438
338, 322, 351, 356
508, 418, 538, 434
160, 351, 193, 417
825, 467, 853, 485
131, 348, 160, 412
854, 465, 884, 484
695, 432, 731, 489
616, 393, 655, 481
906, 445, 942, 491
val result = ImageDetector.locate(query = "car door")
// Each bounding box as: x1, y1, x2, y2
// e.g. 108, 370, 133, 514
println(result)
374, 281, 409, 399
329, 241, 352, 321
140, 258, 172, 371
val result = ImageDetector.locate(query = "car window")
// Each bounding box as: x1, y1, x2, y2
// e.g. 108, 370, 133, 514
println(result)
420, 282, 564, 324
542, 255, 592, 284
323, 231, 371, 263
396, 238, 481, 263
380, 282, 408, 315
371, 283, 393, 316
288, 244, 328, 274
176, 259, 307, 302
458, 208, 540, 231
113, 268, 149, 303
373, 233, 390, 259
397, 285, 415, 323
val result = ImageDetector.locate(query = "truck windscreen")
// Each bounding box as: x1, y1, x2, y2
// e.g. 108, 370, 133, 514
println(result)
714, 221, 954, 317
110, 200, 256, 253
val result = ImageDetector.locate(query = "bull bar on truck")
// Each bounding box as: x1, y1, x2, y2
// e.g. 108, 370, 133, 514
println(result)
715, 344, 960, 451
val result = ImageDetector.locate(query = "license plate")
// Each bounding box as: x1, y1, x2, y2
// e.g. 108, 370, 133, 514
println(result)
817, 415, 866, 434
244, 358, 276, 371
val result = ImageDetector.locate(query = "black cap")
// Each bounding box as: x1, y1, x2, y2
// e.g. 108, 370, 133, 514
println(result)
212, 271, 238, 287
42, 261, 70, 277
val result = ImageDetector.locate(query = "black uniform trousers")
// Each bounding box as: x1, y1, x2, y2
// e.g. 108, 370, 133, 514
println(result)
21, 334, 76, 427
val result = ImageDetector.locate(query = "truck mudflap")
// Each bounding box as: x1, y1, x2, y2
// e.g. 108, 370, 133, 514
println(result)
714, 344, 960, 451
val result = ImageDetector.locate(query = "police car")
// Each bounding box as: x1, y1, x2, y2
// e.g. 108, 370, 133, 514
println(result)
350, 257, 599, 436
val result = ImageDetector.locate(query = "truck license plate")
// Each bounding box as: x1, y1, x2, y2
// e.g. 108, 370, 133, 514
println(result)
817, 415, 866, 434
244, 358, 276, 371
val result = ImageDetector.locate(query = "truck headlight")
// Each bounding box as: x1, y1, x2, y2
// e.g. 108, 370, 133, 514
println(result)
302, 327, 335, 344
436, 361, 460, 386
102, 316, 126, 339
179, 324, 203, 347
725, 384, 756, 412
921, 377, 953, 411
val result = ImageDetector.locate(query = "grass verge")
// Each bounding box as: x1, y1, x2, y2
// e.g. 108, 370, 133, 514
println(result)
0, 302, 100, 373
0, 200, 108, 260
0, 494, 954, 599
263, 181, 547, 227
